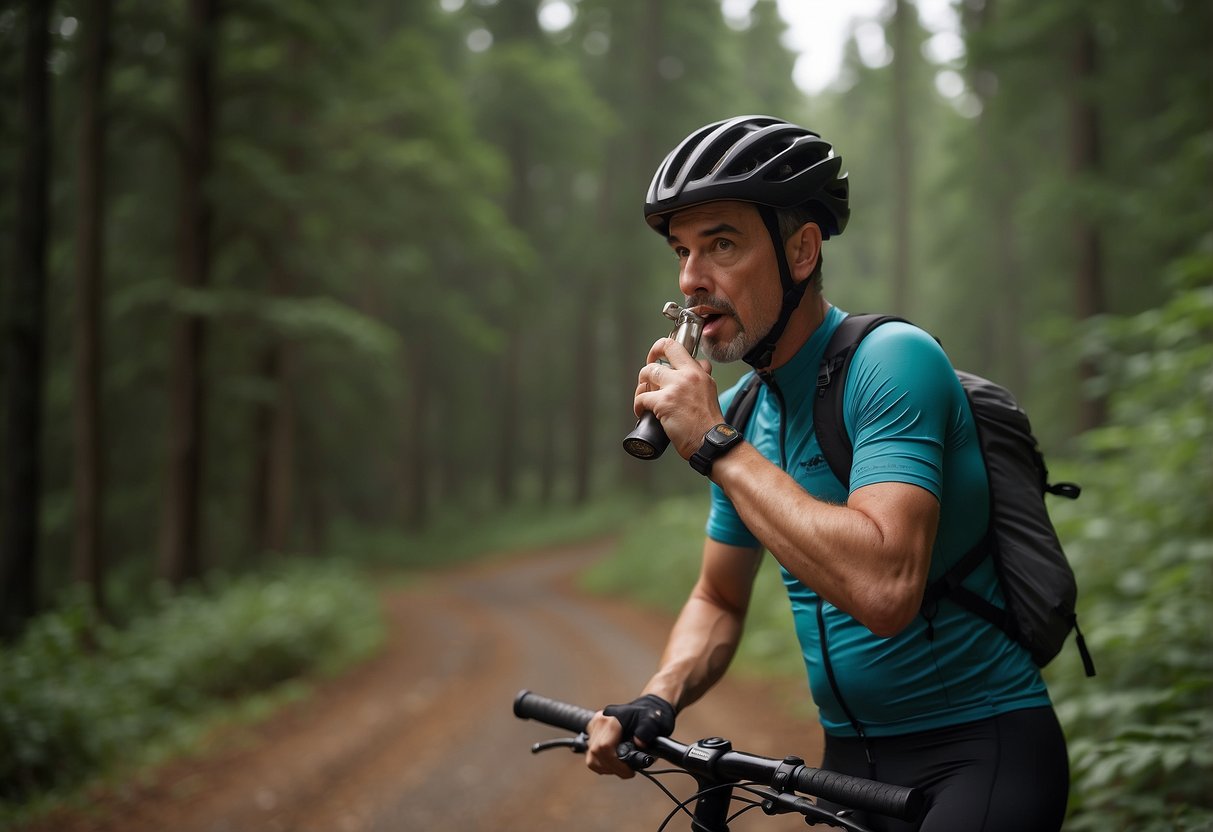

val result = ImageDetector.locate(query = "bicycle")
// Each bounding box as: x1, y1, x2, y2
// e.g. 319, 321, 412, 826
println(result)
514, 690, 924, 832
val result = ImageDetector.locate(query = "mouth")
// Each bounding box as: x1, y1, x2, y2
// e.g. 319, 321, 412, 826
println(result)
690, 304, 724, 320
695, 310, 730, 338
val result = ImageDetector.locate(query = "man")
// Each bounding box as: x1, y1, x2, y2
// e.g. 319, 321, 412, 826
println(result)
585, 116, 1069, 831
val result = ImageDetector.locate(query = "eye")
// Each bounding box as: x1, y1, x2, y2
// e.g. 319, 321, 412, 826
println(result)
673, 246, 689, 260
713, 238, 734, 252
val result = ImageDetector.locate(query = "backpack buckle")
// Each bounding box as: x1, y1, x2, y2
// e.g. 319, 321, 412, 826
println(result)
817, 357, 843, 394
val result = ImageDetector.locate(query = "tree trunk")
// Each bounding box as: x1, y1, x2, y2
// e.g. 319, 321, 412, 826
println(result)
436, 381, 464, 507
71, 0, 114, 615
890, 0, 913, 316
402, 340, 429, 531
494, 121, 531, 508
964, 0, 1027, 393
250, 346, 274, 556
571, 206, 608, 506
159, 0, 217, 586
616, 0, 663, 495
251, 322, 296, 554
0, 0, 52, 639
1068, 16, 1108, 431
264, 346, 295, 552
494, 334, 521, 506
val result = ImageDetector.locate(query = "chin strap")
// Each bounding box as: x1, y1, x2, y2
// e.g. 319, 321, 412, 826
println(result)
743, 205, 808, 370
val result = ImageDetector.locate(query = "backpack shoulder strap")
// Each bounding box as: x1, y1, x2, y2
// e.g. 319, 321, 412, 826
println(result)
724, 372, 764, 436
814, 314, 908, 488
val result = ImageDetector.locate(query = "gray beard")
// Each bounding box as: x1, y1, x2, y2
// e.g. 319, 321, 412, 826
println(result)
687, 293, 757, 364
703, 326, 754, 364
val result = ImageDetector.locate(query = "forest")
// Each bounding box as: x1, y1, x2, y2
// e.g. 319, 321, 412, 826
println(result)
1, 0, 1210, 828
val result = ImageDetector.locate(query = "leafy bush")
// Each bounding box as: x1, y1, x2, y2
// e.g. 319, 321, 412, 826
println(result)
0, 562, 383, 808
1047, 278, 1213, 831
580, 494, 804, 681
329, 491, 647, 570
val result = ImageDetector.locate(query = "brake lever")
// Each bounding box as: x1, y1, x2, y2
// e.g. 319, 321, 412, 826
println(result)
529, 735, 654, 773
531, 732, 589, 754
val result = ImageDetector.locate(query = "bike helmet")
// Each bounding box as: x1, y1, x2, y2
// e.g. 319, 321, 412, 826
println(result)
643, 116, 850, 369
644, 115, 849, 239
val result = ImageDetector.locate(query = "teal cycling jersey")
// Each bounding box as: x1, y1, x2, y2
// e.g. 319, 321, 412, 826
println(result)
708, 305, 1051, 737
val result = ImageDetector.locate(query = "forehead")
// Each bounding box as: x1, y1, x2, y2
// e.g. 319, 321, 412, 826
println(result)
666, 200, 763, 239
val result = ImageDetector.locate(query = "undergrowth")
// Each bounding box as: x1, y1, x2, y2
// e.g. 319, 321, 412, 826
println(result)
578, 493, 804, 683
0, 562, 383, 821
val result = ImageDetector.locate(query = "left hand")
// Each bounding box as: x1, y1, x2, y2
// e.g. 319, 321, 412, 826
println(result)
602, 693, 677, 745
633, 338, 722, 460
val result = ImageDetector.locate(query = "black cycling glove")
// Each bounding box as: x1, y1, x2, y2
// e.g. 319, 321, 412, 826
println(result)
603, 693, 677, 745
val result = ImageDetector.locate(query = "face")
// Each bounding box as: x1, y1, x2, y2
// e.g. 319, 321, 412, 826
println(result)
666, 201, 782, 363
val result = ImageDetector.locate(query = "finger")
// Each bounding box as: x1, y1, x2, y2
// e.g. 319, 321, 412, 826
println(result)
647, 362, 663, 387
636, 361, 665, 391
660, 338, 697, 369
633, 390, 659, 419
585, 714, 634, 779
635, 364, 657, 396
648, 338, 703, 372
644, 337, 672, 365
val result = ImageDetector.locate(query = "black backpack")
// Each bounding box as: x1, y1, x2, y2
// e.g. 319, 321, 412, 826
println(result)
725, 313, 1096, 677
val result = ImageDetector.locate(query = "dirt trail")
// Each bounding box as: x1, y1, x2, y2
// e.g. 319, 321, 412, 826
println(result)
25, 539, 823, 831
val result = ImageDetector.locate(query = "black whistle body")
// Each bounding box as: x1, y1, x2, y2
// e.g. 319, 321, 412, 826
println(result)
622, 303, 705, 460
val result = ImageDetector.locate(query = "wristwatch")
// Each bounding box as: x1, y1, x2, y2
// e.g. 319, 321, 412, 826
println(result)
689, 423, 743, 476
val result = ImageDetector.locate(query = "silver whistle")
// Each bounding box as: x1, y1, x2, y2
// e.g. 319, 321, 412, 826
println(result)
662, 302, 706, 358
621, 302, 706, 460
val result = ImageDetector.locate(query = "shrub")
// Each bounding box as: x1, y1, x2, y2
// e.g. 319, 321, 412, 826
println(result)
1048, 280, 1213, 831
0, 562, 383, 807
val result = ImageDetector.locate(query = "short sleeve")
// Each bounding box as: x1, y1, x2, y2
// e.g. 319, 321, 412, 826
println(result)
843, 323, 959, 498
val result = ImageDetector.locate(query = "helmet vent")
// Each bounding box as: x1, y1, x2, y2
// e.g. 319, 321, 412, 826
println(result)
762, 141, 829, 183
824, 180, 848, 200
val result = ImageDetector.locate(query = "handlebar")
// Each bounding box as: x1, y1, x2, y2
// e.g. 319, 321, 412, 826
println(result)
514, 690, 924, 826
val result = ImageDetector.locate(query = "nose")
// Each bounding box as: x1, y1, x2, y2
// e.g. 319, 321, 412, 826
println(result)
677, 252, 713, 299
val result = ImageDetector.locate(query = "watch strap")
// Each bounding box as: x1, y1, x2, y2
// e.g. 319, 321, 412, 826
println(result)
690, 423, 741, 476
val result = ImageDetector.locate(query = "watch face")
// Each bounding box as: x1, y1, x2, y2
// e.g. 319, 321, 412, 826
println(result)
710, 424, 739, 445
691, 424, 740, 476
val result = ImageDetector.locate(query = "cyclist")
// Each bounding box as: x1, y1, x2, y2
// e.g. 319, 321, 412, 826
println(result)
585, 116, 1069, 832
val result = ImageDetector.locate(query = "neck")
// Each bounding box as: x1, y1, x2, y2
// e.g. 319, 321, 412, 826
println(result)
762, 294, 830, 372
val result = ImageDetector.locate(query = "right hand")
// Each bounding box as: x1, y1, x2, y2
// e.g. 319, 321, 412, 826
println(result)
634, 339, 721, 461
585, 694, 676, 779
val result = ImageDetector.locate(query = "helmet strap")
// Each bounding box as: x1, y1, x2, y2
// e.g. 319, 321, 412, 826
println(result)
743, 206, 807, 370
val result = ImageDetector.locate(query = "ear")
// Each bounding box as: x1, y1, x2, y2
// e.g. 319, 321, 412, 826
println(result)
785, 222, 822, 283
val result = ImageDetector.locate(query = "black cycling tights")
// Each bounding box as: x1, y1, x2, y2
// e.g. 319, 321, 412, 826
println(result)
819, 706, 1069, 832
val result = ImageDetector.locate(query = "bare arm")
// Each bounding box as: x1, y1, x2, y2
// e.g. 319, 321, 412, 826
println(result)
634, 338, 939, 637
645, 540, 764, 709
585, 539, 763, 777
712, 448, 938, 637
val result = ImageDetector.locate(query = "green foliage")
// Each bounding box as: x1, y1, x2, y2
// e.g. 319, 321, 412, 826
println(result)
579, 495, 803, 681
331, 491, 648, 571
0, 562, 383, 811
578, 496, 706, 613
7, 7, 1211, 825
1047, 277, 1213, 830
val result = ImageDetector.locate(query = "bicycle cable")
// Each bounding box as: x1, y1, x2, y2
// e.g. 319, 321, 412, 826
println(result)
653, 779, 766, 832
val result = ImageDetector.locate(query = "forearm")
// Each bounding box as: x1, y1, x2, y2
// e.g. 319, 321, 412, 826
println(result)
641, 541, 762, 712
644, 593, 746, 711
711, 443, 936, 636
585, 540, 759, 779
